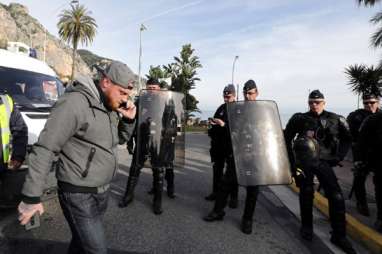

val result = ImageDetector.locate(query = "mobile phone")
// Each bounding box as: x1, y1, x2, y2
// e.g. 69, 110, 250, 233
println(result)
120, 101, 127, 108
208, 117, 215, 122
25, 212, 41, 231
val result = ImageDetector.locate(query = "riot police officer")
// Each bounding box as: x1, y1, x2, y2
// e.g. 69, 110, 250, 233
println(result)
284, 90, 356, 254
205, 84, 238, 209
204, 80, 260, 235
347, 93, 380, 216
358, 108, 382, 232
119, 78, 176, 214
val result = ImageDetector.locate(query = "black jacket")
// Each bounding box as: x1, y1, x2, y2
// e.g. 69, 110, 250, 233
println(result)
208, 103, 232, 161
347, 108, 378, 161
358, 111, 382, 168
284, 110, 351, 171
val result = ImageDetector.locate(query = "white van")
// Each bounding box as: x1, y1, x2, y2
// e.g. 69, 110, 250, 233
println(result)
0, 48, 65, 146
0, 49, 64, 202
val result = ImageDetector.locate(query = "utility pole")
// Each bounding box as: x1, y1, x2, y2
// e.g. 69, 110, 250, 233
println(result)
232, 55, 239, 100
138, 23, 147, 92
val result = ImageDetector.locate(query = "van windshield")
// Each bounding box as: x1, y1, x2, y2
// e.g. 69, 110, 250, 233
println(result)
0, 66, 64, 112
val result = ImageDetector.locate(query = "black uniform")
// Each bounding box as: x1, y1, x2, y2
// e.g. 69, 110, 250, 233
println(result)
159, 99, 178, 199
206, 103, 238, 204
204, 103, 259, 234
347, 108, 379, 215
284, 110, 352, 240
0, 96, 28, 205
358, 111, 382, 229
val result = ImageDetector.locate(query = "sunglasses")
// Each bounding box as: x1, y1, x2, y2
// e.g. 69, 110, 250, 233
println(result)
127, 86, 134, 90
363, 101, 377, 105
308, 100, 323, 105
244, 91, 257, 95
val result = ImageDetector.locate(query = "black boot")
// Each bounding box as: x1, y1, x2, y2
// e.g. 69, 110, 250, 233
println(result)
119, 176, 138, 208
165, 168, 175, 199
241, 219, 253, 234
330, 236, 357, 254
300, 226, 313, 241
205, 193, 216, 201
153, 168, 164, 215
203, 211, 225, 221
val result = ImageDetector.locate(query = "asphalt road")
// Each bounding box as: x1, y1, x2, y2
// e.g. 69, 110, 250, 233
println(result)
0, 133, 360, 254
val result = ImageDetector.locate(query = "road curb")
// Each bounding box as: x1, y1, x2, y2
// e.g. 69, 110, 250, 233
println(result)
289, 183, 382, 253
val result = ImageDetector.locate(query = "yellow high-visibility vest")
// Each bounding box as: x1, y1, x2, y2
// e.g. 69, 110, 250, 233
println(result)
0, 95, 13, 163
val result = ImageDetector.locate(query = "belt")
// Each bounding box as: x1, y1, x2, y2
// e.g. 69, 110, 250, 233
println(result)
58, 181, 110, 194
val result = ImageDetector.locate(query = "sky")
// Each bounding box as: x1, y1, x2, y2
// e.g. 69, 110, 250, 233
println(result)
1, 0, 381, 116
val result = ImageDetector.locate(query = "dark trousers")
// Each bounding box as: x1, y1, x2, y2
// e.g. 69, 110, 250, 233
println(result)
300, 160, 346, 237
211, 157, 238, 199
58, 191, 109, 254
354, 168, 382, 219
354, 167, 371, 207
214, 156, 259, 220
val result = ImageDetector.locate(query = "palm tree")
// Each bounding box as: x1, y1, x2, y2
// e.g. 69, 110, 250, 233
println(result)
165, 44, 202, 119
345, 64, 382, 106
358, 0, 382, 6
57, 4, 97, 81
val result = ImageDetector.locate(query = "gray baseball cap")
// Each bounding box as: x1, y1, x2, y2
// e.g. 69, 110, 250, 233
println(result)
95, 61, 133, 88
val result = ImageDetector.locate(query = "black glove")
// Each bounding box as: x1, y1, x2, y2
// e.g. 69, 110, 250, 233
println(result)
293, 168, 305, 188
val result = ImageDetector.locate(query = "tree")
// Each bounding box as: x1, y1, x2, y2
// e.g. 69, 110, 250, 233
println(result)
345, 64, 382, 106
358, 0, 382, 7
357, 0, 382, 48
166, 44, 202, 119
57, 4, 97, 81
146, 65, 170, 88
146, 44, 202, 119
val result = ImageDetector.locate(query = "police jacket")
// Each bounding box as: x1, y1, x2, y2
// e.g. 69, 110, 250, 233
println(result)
284, 110, 352, 170
208, 103, 232, 160
22, 75, 126, 203
0, 96, 28, 171
358, 111, 382, 168
347, 108, 378, 161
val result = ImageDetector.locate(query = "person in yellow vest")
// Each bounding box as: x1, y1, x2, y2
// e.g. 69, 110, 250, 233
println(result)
0, 93, 28, 207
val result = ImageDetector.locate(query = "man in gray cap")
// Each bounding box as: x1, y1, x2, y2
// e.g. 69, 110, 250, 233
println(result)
18, 61, 136, 254
205, 84, 238, 209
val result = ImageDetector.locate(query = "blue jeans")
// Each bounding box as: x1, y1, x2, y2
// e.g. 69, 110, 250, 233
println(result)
58, 191, 109, 254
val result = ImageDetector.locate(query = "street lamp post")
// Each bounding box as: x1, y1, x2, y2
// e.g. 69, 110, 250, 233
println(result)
138, 24, 147, 92
231, 55, 239, 100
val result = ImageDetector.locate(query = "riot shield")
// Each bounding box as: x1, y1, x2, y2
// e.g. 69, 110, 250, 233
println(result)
136, 90, 185, 169
226, 100, 292, 186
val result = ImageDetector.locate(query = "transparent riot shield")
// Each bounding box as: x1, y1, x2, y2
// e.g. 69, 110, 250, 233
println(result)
136, 90, 185, 169
226, 100, 292, 186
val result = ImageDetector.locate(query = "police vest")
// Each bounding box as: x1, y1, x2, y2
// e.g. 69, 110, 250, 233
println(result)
0, 95, 13, 163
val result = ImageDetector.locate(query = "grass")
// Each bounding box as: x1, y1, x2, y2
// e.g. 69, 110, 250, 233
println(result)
185, 125, 208, 133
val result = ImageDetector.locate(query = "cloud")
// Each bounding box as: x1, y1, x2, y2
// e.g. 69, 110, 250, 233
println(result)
191, 4, 378, 116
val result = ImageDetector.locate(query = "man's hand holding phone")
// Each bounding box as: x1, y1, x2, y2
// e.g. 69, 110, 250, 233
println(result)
118, 100, 136, 119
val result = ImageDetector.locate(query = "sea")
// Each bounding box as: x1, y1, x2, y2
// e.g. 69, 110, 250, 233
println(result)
194, 108, 353, 128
